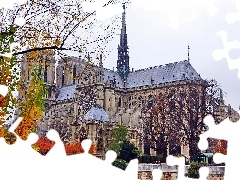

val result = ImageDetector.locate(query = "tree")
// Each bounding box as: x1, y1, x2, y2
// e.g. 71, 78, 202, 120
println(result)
33, 136, 55, 155
212, 139, 227, 155
140, 79, 225, 162
64, 141, 96, 156
15, 65, 48, 140
118, 140, 140, 163
0, 0, 122, 58
0, 0, 125, 136
108, 125, 129, 155
185, 161, 207, 178
109, 125, 141, 170
112, 159, 127, 170
33, 136, 96, 156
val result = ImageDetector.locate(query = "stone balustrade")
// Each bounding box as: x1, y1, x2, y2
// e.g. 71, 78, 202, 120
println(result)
137, 164, 225, 180
138, 163, 225, 174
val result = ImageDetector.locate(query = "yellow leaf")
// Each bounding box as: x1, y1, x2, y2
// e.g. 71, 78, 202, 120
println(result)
55, 39, 61, 46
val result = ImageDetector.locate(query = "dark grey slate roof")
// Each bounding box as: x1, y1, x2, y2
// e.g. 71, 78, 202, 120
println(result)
103, 68, 124, 87
55, 84, 76, 101
103, 60, 202, 88
56, 60, 202, 101
84, 104, 109, 121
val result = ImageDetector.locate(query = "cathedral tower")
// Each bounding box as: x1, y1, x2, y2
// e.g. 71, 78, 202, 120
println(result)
117, 3, 130, 82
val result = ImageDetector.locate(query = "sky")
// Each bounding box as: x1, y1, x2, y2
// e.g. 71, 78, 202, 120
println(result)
4, 0, 240, 112
94, 0, 240, 111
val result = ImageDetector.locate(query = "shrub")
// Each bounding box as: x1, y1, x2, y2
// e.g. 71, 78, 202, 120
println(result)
112, 159, 127, 170
185, 161, 208, 178
138, 155, 164, 163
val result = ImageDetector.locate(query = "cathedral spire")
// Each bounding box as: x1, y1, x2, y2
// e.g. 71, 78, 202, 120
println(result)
117, 3, 130, 82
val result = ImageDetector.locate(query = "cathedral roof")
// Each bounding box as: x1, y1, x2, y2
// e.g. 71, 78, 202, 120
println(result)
55, 60, 202, 102
84, 104, 109, 121
104, 60, 202, 88
55, 84, 76, 101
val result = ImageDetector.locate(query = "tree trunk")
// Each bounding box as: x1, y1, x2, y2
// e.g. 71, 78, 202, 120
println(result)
156, 140, 168, 162
188, 137, 201, 162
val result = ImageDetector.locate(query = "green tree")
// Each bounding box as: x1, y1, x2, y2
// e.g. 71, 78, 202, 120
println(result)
109, 125, 142, 170
112, 159, 127, 170
185, 161, 207, 178
108, 125, 129, 155
118, 140, 141, 163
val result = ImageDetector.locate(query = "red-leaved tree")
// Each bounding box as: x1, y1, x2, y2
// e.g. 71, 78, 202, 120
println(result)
33, 136, 96, 156
213, 139, 227, 155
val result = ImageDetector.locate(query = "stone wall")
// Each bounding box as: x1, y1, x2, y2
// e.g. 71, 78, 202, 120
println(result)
137, 172, 224, 180
137, 164, 224, 180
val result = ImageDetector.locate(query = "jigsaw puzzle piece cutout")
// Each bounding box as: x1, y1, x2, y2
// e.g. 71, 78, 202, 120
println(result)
6, 117, 40, 156
167, 155, 210, 180
212, 30, 240, 78
152, 169, 163, 180
213, 153, 226, 164
105, 150, 117, 164
81, 1, 123, 21
0, 118, 43, 179
64, 139, 108, 180
0, 84, 9, 98
199, 115, 240, 179
124, 159, 138, 180
0, 84, 13, 131
204, 0, 219, 16
102, 148, 138, 180
37, 129, 72, 180
62, 139, 137, 180
200, 115, 230, 140
198, 167, 209, 179
81, 138, 92, 154
45, 129, 66, 157
197, 135, 209, 151
225, 0, 240, 24
0, 0, 26, 10
131, 0, 219, 30
200, 115, 240, 140
167, 155, 186, 179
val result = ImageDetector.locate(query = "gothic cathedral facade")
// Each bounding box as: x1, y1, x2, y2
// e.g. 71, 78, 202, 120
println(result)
19, 4, 238, 160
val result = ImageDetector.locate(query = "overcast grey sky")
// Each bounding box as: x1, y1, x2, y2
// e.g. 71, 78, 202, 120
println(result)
97, 0, 240, 111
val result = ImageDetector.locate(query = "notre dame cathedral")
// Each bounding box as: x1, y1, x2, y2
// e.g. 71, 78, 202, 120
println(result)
20, 4, 239, 159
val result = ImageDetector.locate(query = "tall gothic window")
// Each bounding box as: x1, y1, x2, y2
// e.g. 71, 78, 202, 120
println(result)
148, 95, 153, 109
27, 70, 30, 81
79, 127, 87, 141
169, 141, 181, 155
44, 64, 47, 82
138, 96, 142, 107
144, 139, 150, 155
169, 100, 176, 111
118, 97, 122, 107
128, 96, 132, 108
48, 87, 51, 98
62, 67, 64, 86
73, 65, 76, 84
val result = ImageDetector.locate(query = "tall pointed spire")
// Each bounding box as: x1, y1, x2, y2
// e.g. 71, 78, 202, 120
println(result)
117, 3, 130, 82
188, 44, 190, 61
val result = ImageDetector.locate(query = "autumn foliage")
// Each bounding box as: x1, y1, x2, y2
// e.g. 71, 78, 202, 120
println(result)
213, 139, 227, 155
33, 136, 97, 156
33, 136, 55, 155
64, 141, 96, 156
